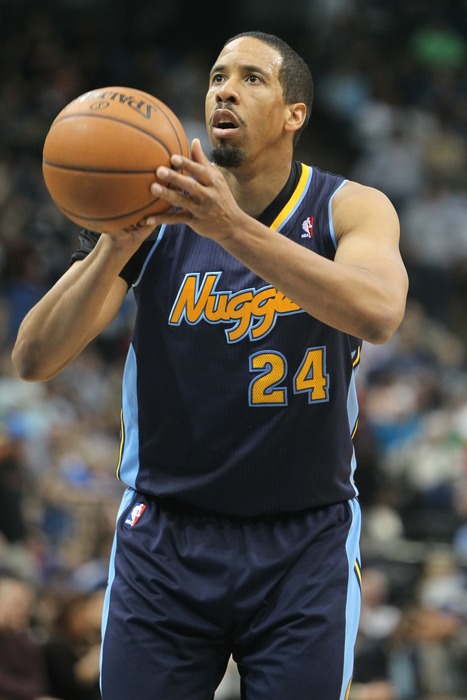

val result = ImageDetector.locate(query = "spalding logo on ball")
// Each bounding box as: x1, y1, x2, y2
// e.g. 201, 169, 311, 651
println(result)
42, 87, 191, 234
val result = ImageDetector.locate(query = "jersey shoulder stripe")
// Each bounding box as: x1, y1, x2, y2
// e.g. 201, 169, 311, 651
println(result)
271, 163, 313, 231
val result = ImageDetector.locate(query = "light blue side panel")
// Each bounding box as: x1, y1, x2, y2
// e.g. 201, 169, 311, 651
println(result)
118, 344, 140, 488
340, 498, 362, 700
100, 486, 137, 695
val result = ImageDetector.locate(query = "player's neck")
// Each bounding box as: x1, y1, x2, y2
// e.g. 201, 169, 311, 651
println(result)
221, 158, 294, 219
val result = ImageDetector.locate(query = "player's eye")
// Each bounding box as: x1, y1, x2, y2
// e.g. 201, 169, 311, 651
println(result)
246, 75, 262, 84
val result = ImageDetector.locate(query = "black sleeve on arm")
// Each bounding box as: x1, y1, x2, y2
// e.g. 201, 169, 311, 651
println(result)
68, 228, 159, 289
69, 229, 101, 263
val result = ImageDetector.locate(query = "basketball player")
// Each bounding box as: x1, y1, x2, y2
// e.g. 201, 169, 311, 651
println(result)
12, 32, 408, 699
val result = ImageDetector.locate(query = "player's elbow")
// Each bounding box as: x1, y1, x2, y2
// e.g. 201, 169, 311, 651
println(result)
359, 271, 408, 345
362, 303, 406, 345
11, 340, 53, 382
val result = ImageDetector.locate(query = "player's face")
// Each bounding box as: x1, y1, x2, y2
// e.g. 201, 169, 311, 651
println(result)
206, 37, 290, 167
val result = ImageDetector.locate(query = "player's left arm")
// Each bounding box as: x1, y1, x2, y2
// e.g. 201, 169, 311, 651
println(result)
224, 181, 408, 344
146, 141, 408, 344
329, 179, 409, 342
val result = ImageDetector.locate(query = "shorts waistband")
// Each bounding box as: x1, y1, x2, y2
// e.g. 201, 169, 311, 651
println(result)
144, 493, 346, 525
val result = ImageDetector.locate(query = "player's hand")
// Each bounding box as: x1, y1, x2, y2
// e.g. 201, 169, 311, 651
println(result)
145, 138, 247, 242
98, 221, 156, 256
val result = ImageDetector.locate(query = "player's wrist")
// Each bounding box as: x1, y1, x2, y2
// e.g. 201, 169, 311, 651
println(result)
94, 230, 143, 264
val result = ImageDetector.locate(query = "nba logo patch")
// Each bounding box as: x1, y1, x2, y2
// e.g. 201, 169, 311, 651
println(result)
301, 216, 314, 238
125, 503, 147, 527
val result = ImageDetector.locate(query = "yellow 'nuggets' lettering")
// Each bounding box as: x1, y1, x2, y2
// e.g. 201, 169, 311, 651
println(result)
168, 272, 303, 343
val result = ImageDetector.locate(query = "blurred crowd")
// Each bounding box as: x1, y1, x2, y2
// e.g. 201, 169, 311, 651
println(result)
0, 0, 467, 698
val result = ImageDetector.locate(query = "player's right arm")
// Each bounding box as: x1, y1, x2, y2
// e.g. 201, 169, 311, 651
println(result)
11, 234, 137, 382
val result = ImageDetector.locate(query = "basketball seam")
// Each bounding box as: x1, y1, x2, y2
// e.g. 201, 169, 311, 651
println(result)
56, 197, 164, 222
43, 162, 160, 174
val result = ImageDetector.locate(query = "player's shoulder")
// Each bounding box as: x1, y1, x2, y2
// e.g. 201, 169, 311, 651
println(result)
331, 179, 400, 247
335, 179, 395, 208
300, 162, 347, 199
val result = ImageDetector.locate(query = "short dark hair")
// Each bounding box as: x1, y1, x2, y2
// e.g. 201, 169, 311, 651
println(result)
223, 31, 314, 144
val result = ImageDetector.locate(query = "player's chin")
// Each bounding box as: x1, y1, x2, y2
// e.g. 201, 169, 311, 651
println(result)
211, 143, 245, 168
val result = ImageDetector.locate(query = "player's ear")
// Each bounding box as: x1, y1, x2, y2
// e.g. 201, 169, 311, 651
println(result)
284, 103, 307, 136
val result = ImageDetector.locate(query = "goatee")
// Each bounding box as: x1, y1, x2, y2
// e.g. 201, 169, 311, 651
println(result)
211, 145, 245, 168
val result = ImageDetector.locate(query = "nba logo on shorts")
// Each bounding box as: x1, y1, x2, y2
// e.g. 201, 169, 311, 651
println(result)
125, 503, 147, 527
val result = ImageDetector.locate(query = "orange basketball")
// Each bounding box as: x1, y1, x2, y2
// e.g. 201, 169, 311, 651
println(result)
42, 86, 191, 234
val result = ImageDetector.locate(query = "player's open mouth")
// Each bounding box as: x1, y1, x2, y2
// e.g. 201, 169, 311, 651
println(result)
212, 109, 240, 137
213, 110, 240, 128
215, 119, 238, 129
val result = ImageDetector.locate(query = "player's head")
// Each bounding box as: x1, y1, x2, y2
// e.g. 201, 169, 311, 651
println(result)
206, 32, 313, 168
224, 31, 314, 141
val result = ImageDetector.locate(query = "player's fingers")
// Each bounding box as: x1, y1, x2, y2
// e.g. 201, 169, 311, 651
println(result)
150, 168, 189, 200
152, 164, 211, 203
170, 139, 216, 186
145, 207, 192, 227
150, 180, 195, 209
145, 192, 195, 225
171, 137, 209, 169
190, 137, 211, 167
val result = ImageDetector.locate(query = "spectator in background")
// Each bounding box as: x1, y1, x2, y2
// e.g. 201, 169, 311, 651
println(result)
0, 573, 50, 700
350, 121, 427, 214
399, 177, 467, 327
352, 561, 467, 700
43, 588, 104, 700
0, 427, 28, 546
351, 567, 401, 700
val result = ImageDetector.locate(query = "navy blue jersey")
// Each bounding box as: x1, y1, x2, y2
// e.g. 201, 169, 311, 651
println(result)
116, 163, 362, 516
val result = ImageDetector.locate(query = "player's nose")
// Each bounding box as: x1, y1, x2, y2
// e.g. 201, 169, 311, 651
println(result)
215, 78, 240, 104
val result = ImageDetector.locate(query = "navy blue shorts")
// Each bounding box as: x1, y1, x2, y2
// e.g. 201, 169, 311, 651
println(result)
100, 489, 361, 699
